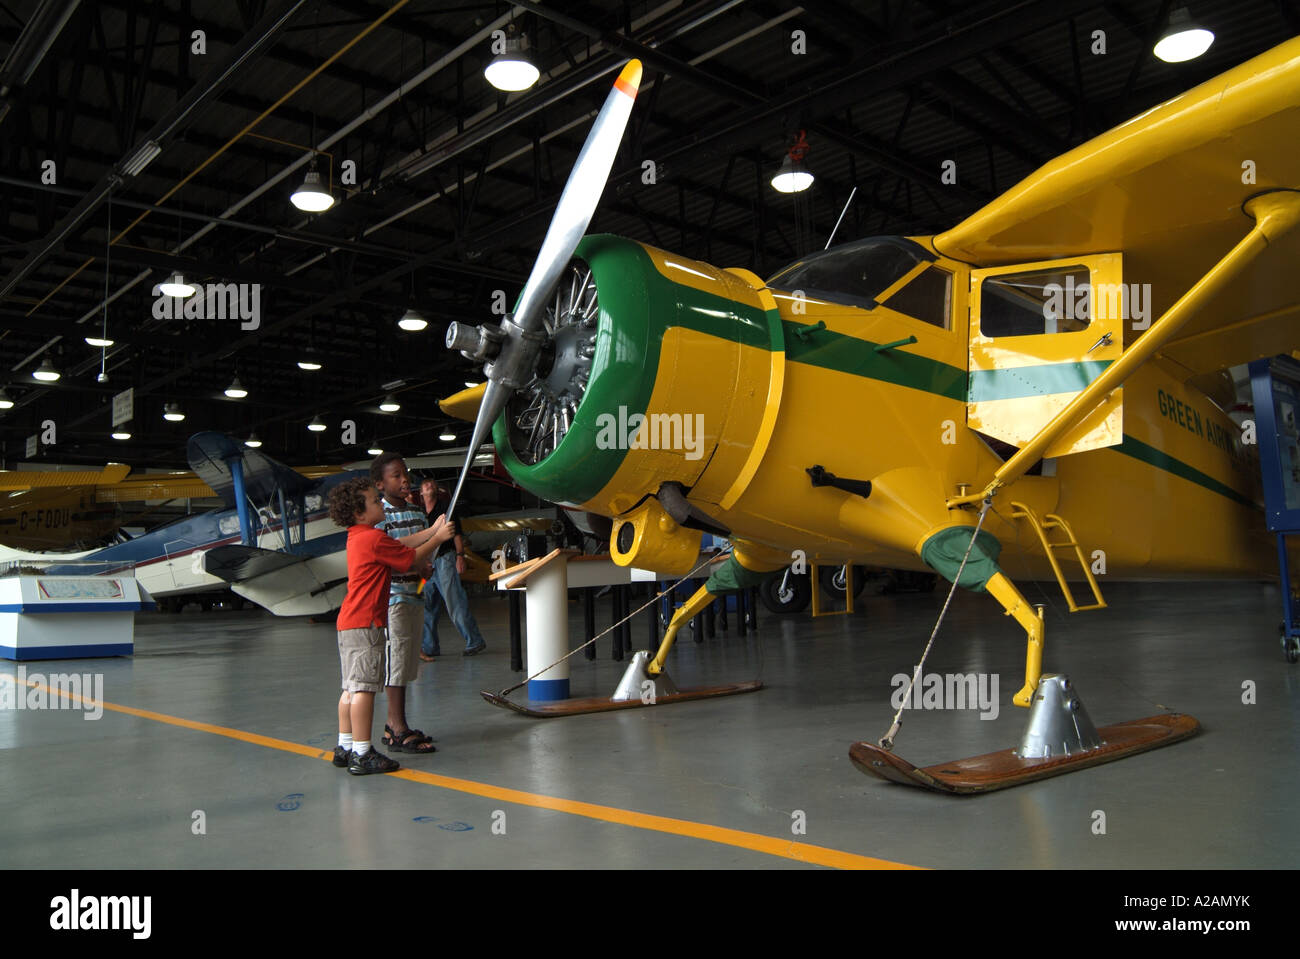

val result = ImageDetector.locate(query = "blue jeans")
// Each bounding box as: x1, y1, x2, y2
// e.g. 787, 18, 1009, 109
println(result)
422, 551, 486, 655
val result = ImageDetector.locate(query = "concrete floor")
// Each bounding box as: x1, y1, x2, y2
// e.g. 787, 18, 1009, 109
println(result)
2, 575, 1297, 870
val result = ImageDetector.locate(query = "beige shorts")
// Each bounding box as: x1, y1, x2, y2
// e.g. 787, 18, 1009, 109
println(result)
338, 627, 386, 694
385, 601, 423, 687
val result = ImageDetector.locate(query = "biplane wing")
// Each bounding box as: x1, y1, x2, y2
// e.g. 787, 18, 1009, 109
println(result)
185, 432, 334, 506
201, 542, 348, 617
934, 35, 1300, 379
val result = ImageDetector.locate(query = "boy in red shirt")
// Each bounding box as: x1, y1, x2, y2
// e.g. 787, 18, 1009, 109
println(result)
327, 477, 452, 775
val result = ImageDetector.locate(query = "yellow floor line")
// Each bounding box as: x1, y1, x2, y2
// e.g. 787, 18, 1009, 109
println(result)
6, 674, 918, 870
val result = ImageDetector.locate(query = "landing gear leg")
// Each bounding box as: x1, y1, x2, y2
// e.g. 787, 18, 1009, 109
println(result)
983, 572, 1045, 708
646, 584, 717, 677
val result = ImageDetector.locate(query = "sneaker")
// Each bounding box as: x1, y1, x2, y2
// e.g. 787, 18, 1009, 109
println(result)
332, 745, 351, 767
348, 748, 401, 776
463, 642, 487, 657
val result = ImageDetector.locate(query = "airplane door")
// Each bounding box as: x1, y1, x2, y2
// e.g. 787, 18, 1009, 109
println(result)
968, 253, 1125, 458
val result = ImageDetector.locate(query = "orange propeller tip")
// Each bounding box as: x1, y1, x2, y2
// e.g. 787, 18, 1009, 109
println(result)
615, 59, 642, 96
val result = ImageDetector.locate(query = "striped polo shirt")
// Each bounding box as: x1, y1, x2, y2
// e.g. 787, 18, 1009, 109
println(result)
377, 497, 427, 606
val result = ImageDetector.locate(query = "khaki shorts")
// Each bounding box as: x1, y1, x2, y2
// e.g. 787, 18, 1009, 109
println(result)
338, 627, 386, 694
385, 601, 423, 687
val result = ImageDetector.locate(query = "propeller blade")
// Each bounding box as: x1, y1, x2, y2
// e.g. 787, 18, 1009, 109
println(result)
511, 58, 642, 336
443, 59, 643, 522
446, 380, 506, 520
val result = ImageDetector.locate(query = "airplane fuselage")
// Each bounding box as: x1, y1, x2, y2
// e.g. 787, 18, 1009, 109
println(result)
495, 235, 1273, 584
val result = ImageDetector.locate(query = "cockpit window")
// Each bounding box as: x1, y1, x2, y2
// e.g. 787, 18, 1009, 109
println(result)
766, 237, 934, 311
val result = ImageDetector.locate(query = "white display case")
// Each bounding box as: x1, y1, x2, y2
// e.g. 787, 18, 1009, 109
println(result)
0, 561, 154, 661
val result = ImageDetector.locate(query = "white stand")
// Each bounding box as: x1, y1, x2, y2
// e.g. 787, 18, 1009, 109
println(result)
0, 571, 154, 661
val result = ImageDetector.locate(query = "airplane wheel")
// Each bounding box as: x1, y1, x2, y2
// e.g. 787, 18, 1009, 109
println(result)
759, 572, 810, 614
1283, 624, 1299, 664
818, 565, 868, 600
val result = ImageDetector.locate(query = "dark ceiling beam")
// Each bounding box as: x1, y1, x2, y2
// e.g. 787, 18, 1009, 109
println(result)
96, 0, 460, 113
517, 0, 1109, 209
924, 68, 1067, 160
0, 0, 310, 301
0, 0, 81, 129
325, 0, 471, 52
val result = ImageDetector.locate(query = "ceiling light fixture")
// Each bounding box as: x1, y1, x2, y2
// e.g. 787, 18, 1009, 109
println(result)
159, 272, 196, 297
245, 433, 263, 448
0, 388, 13, 409
32, 357, 60, 381
379, 394, 401, 413
367, 444, 383, 455
307, 415, 327, 432
290, 163, 334, 212
771, 130, 814, 193
464, 381, 480, 389
484, 31, 539, 92
398, 308, 428, 332
111, 430, 131, 440
439, 431, 456, 442
163, 402, 185, 422
85, 335, 115, 347
224, 375, 248, 399
1154, 7, 1214, 62
121, 140, 162, 177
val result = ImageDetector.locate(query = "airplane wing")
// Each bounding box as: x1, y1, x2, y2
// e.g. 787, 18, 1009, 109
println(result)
202, 543, 348, 617
0, 464, 131, 490
0, 461, 337, 505
186, 432, 325, 506
201, 544, 305, 581
933, 36, 1300, 378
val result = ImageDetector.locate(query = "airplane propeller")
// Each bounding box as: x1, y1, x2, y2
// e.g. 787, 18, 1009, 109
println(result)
443, 59, 643, 520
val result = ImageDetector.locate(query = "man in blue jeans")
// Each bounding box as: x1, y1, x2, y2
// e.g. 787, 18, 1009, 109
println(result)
419, 477, 487, 659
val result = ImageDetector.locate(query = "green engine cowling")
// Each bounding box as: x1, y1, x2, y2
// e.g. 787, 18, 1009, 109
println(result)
492, 235, 782, 522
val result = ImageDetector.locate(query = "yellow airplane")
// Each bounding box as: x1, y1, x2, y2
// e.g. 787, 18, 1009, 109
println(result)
0, 466, 211, 550
441, 42, 1300, 792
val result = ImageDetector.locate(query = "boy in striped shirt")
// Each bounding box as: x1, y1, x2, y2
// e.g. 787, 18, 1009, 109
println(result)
371, 452, 441, 754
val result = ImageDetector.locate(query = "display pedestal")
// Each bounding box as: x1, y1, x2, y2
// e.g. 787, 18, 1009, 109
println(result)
0, 571, 154, 661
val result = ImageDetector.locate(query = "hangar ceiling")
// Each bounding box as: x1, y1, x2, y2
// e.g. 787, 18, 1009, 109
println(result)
0, 0, 1295, 468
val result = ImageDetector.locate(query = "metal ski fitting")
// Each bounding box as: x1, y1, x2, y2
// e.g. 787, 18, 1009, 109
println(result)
1013, 674, 1103, 759
611, 650, 679, 702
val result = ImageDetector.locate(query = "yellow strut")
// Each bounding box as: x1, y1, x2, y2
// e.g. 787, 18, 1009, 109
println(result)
985, 572, 1045, 707
646, 585, 716, 676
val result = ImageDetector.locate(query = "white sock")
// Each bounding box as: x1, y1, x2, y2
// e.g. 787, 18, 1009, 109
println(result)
338, 733, 353, 750
353, 740, 372, 757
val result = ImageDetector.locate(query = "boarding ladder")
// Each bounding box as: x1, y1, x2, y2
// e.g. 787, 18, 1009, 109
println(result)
1008, 502, 1107, 612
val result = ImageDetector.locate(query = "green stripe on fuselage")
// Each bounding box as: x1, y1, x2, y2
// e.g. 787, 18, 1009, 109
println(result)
968, 360, 1112, 402
781, 321, 967, 400
1110, 434, 1255, 508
